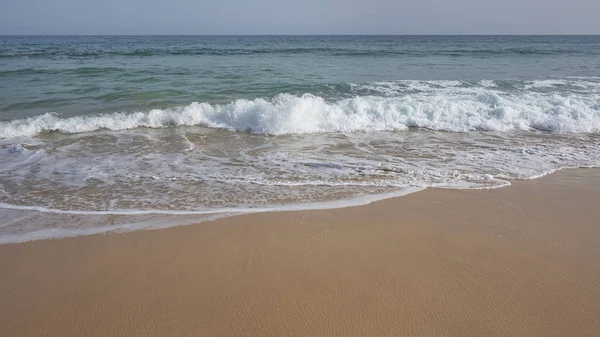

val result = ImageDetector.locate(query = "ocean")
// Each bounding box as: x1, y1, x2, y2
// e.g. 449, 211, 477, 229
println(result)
1, 35, 599, 243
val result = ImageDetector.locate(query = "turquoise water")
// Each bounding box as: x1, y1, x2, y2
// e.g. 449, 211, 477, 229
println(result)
1, 36, 599, 242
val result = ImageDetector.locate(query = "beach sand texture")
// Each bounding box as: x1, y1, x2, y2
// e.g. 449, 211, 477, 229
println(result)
1, 169, 599, 336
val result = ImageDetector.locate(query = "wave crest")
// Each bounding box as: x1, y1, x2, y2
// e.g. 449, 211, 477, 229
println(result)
1, 92, 599, 138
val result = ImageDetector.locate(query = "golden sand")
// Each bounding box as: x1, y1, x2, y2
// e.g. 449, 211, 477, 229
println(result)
1, 169, 599, 336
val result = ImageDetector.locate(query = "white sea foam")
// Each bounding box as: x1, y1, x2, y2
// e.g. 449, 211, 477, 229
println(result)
0, 186, 424, 216
1, 89, 599, 138
0, 186, 424, 244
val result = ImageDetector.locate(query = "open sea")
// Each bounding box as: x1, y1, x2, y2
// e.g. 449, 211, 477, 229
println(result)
1, 35, 599, 243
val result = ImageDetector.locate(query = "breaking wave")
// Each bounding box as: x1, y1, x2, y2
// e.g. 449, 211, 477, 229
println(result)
2, 89, 599, 138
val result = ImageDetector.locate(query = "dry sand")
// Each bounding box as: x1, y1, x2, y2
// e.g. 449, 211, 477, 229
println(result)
1, 168, 599, 336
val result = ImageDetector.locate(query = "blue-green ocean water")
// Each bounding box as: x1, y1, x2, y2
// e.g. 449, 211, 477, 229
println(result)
2, 36, 600, 120
1, 36, 599, 242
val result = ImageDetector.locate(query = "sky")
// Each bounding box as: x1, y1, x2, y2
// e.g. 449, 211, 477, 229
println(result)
1, 0, 599, 35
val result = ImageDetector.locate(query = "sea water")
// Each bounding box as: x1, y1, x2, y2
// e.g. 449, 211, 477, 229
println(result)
1, 35, 599, 243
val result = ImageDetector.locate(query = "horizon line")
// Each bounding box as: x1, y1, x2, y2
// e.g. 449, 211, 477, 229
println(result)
2, 34, 600, 37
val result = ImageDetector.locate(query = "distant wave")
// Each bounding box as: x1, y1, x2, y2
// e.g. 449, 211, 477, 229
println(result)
2, 87, 599, 138
1, 47, 596, 59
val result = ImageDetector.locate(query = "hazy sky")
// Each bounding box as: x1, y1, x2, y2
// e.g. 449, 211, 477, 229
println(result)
1, 0, 599, 35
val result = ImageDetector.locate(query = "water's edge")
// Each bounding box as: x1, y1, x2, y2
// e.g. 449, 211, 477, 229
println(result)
1, 166, 596, 245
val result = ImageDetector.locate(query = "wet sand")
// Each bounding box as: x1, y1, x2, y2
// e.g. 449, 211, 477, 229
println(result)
1, 169, 599, 336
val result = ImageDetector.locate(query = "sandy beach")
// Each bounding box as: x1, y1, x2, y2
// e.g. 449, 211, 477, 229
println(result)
1, 168, 599, 336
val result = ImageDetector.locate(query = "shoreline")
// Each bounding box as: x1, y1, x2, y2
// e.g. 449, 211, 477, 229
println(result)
0, 185, 427, 244
0, 166, 590, 245
1, 168, 599, 336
